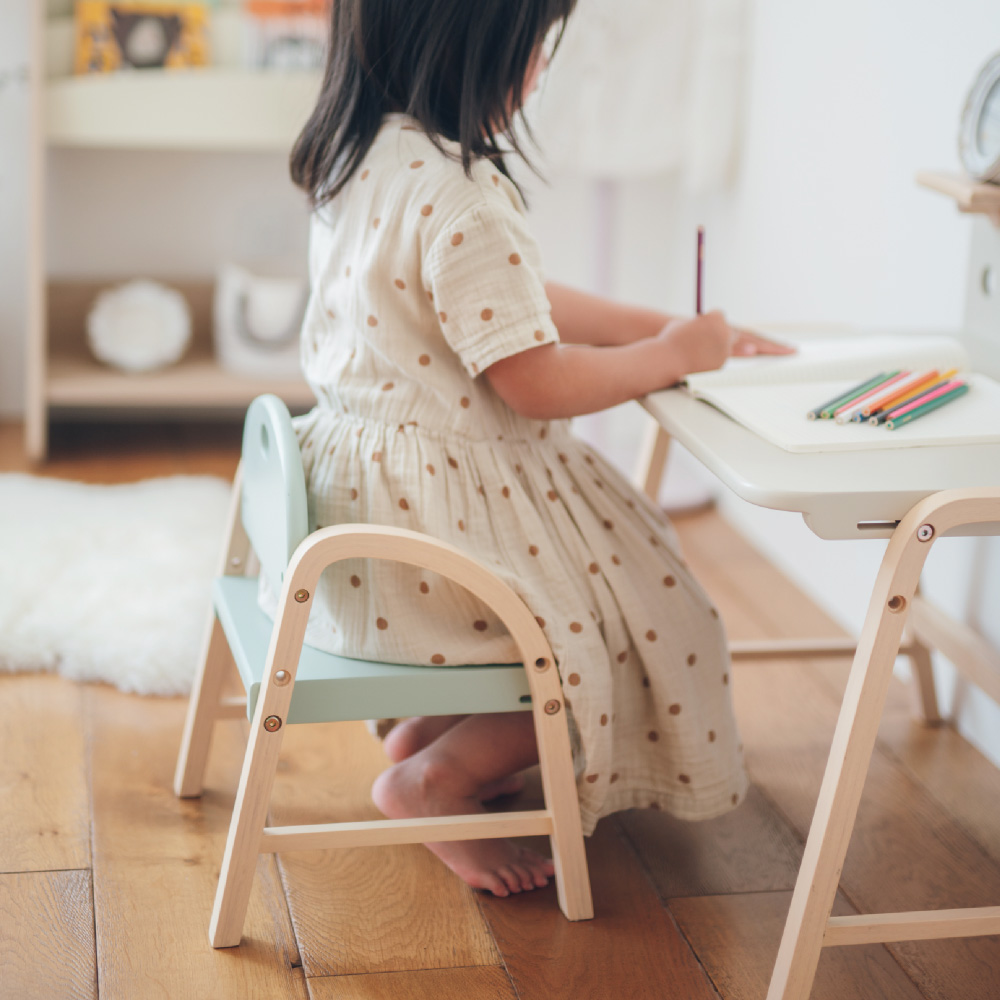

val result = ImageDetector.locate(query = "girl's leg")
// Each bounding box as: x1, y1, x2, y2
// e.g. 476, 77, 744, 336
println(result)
383, 714, 527, 800
371, 711, 553, 897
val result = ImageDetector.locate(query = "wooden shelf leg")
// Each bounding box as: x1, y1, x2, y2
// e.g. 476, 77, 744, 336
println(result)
633, 419, 672, 504
766, 519, 934, 1000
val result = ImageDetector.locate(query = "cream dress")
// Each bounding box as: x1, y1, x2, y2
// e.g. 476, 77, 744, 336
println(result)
261, 115, 749, 834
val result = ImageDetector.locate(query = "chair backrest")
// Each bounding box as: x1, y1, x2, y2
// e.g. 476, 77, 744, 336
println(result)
241, 394, 310, 590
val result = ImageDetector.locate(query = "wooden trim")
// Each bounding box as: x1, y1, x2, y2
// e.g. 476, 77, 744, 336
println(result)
259, 811, 555, 853
730, 638, 860, 660
824, 906, 1000, 947
25, 0, 48, 460
916, 170, 1000, 217
767, 488, 1000, 1000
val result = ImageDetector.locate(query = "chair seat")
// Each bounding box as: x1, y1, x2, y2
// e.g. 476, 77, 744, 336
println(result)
214, 576, 531, 724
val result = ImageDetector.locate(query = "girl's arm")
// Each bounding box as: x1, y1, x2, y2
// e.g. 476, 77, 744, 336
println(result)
484, 310, 732, 420
545, 282, 668, 346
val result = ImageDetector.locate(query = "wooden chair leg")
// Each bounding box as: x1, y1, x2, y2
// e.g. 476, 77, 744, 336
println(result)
534, 702, 594, 921
174, 615, 234, 798
906, 634, 941, 725
633, 421, 672, 504
766, 520, 934, 1000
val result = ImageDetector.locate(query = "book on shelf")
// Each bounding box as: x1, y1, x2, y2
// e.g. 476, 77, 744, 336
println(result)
677, 332, 1000, 453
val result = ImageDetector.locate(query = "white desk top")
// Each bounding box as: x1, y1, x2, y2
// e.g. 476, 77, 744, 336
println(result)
642, 389, 1000, 540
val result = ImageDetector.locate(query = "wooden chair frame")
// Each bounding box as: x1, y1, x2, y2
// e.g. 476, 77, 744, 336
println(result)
175, 465, 593, 948
636, 423, 1000, 1000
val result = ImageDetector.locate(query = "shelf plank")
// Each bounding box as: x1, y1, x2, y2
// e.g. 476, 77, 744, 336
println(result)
45, 69, 322, 150
916, 170, 1000, 215
47, 351, 316, 409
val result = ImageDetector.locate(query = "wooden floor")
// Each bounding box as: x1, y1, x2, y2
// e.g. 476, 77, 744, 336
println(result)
3, 419, 1000, 999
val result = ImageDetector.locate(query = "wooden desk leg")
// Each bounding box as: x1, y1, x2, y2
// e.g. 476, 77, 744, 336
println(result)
766, 516, 934, 999
634, 420, 672, 503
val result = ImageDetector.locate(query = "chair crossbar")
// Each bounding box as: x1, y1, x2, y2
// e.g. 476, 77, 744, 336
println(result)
824, 906, 1000, 947
260, 809, 555, 852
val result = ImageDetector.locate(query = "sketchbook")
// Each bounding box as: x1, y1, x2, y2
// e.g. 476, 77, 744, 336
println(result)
683, 333, 1000, 453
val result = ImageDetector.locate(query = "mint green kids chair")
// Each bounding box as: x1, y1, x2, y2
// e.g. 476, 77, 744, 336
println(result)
174, 394, 593, 947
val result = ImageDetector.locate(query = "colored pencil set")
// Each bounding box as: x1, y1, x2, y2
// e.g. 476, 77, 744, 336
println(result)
806, 369, 970, 429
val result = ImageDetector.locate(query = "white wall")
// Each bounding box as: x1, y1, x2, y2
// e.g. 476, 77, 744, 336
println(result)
2, 1, 999, 760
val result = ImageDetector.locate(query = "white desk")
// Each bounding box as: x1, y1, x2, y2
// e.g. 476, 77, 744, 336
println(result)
636, 390, 1000, 1000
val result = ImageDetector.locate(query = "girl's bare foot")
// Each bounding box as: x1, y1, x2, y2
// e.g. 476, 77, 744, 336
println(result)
371, 758, 552, 895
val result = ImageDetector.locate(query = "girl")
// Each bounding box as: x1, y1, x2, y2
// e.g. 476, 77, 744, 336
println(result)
277, 0, 791, 899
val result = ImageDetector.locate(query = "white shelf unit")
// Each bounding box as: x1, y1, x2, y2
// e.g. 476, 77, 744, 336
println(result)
25, 0, 322, 459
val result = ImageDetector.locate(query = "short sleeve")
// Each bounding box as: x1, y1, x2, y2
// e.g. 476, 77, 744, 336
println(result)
422, 201, 559, 377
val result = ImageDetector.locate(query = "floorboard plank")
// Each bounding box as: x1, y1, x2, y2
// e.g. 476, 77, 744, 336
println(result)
670, 890, 924, 1000
268, 720, 502, 977
480, 821, 719, 1000
306, 966, 516, 999
0, 674, 91, 873
0, 869, 97, 1000
87, 685, 306, 1000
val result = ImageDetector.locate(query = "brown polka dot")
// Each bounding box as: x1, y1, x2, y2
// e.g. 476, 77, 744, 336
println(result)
617, 651, 628, 663
679, 774, 692, 785
457, 520, 465, 531
646, 629, 658, 642
533, 330, 545, 342
350, 488, 358, 500
425, 463, 435, 475
642, 676, 650, 688
471, 363, 479, 374
372, 217, 380, 229
419, 353, 431, 365
529, 544, 539, 556
372, 451, 382, 462
547, 490, 558, 502
473, 620, 488, 632
481, 308, 493, 321
398, 498, 409, 510
350, 575, 361, 588
723, 673, 730, 685
567, 673, 581, 686
460, 396, 470, 408
708, 730, 716, 742
430, 654, 446, 664
558, 453, 568, 464
438, 311, 448, 323
600, 714, 608, 726
687, 653, 697, 666
585, 774, 599, 784
427, 289, 434, 301
515, 464, 523, 474
492, 175, 500, 186
367, 315, 378, 327
360, 169, 369, 180
382, 382, 394, 391
421, 204, 433, 216
419, 582, 430, 594
569, 621, 583, 633
648, 730, 659, 742
611, 554, 621, 566
502, 486, 510, 498
535, 616, 546, 629
376, 617, 388, 630
478, 485, 485, 496
584, 455, 594, 465
447, 457, 458, 469
395, 278, 406, 289
602, 519, 614, 531
509, 253, 522, 265
540, 428, 548, 440
451, 232, 464, 246
732, 793, 739, 805
710, 608, 720, 618
410, 159, 424, 169
588, 562, 599, 574
663, 575, 676, 587
594, 478, 603, 488
669, 703, 681, 715
345, 265, 351, 277
610, 772, 620, 784
650, 535, 659, 546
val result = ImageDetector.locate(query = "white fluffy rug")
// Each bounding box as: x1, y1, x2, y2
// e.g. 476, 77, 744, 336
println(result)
0, 474, 231, 696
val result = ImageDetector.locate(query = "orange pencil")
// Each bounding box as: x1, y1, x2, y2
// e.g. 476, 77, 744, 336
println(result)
866, 368, 958, 418
862, 370, 939, 417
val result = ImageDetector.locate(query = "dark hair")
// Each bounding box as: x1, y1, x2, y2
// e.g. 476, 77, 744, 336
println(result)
290, 0, 575, 206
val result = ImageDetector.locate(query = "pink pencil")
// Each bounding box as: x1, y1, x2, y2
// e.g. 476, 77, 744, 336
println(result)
884, 379, 965, 420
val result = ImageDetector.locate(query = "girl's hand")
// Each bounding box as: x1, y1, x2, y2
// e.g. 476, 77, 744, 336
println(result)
654, 310, 732, 380
730, 327, 797, 357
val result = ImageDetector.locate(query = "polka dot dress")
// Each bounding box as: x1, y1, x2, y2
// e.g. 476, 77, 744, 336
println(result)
259, 115, 749, 834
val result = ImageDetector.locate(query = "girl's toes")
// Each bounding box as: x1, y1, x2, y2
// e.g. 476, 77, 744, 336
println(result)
497, 866, 524, 893
510, 863, 535, 891
479, 873, 509, 897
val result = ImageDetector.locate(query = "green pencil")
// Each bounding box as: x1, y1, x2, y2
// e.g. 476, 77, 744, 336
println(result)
885, 383, 969, 430
807, 372, 893, 420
